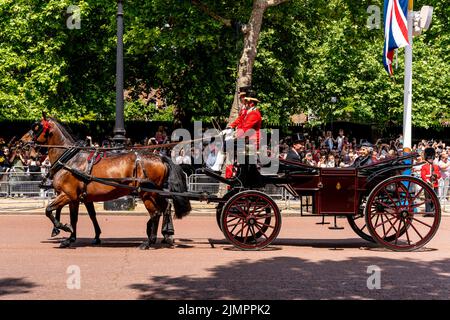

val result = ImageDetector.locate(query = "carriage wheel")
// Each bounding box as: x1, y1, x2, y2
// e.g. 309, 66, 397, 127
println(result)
216, 189, 240, 231
365, 176, 441, 251
347, 196, 409, 243
347, 213, 375, 243
220, 190, 281, 250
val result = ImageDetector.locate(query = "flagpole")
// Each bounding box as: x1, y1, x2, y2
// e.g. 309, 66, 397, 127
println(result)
403, 0, 414, 150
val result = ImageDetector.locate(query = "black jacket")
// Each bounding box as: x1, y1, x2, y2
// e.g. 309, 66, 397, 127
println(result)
286, 149, 302, 162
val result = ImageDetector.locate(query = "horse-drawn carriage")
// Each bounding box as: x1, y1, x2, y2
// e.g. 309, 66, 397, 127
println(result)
20, 116, 441, 251
207, 155, 441, 251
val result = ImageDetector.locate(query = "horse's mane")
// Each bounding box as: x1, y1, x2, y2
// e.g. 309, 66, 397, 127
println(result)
49, 117, 76, 144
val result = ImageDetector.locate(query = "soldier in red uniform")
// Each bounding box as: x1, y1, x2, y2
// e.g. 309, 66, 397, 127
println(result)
421, 147, 441, 216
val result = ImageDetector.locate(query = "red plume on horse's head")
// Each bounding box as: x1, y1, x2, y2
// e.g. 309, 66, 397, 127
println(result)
41, 111, 51, 132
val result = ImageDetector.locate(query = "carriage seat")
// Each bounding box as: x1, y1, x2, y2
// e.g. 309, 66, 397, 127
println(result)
278, 158, 318, 175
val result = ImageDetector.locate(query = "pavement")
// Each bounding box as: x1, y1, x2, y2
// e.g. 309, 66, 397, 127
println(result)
1, 212, 450, 300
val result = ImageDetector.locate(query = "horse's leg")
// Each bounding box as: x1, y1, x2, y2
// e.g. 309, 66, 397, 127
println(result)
46, 194, 72, 233
85, 202, 102, 245
139, 215, 160, 250
139, 195, 161, 250
51, 208, 62, 237
60, 201, 79, 248
161, 201, 175, 247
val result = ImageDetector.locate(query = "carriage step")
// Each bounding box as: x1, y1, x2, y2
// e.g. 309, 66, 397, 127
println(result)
316, 215, 330, 225
328, 216, 344, 230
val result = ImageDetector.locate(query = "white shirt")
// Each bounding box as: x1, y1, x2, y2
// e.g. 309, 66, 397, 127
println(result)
438, 159, 450, 179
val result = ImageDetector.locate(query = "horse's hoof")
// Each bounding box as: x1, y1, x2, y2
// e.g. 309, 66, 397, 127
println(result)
162, 235, 174, 247
92, 238, 101, 245
139, 241, 150, 250
69, 237, 76, 243
51, 228, 60, 237
60, 224, 74, 233
59, 239, 71, 248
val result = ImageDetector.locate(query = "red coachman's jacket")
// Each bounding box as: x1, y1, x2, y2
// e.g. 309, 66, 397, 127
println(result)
230, 107, 247, 129
230, 107, 262, 146
226, 107, 262, 180
421, 162, 441, 188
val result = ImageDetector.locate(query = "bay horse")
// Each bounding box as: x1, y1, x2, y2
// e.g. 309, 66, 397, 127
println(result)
20, 114, 191, 249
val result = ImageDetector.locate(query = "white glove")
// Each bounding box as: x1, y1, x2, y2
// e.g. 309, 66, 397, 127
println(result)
220, 128, 233, 135
222, 128, 234, 142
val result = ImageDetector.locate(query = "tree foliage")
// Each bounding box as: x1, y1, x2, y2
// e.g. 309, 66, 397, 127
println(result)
0, 0, 448, 128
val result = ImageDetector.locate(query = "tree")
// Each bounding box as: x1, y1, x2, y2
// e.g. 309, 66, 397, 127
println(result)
191, 0, 290, 124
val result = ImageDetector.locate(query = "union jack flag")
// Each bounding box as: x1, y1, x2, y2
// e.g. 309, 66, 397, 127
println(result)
383, 0, 410, 75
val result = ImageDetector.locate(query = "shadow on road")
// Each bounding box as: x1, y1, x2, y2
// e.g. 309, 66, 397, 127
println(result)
0, 278, 38, 297
42, 236, 377, 250
128, 256, 450, 300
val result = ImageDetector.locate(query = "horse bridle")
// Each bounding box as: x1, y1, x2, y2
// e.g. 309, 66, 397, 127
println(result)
29, 120, 51, 143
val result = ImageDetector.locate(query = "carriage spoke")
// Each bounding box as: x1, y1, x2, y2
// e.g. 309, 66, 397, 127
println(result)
234, 204, 249, 216
380, 214, 387, 236
254, 223, 269, 239
243, 225, 251, 243
408, 220, 424, 240
227, 221, 243, 228
411, 187, 424, 202
410, 201, 430, 209
227, 213, 245, 219
383, 187, 399, 209
254, 214, 272, 219
249, 225, 257, 240
405, 219, 412, 245
252, 203, 270, 214
374, 200, 392, 209
374, 214, 397, 229
255, 222, 275, 229
229, 221, 241, 234
410, 217, 433, 229
226, 216, 240, 224
394, 218, 403, 245
383, 217, 399, 237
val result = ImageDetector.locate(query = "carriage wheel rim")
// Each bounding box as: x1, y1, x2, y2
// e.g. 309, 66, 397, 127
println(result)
221, 191, 281, 250
365, 176, 441, 251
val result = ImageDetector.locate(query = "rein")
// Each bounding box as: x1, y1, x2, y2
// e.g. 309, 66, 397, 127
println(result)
32, 135, 223, 151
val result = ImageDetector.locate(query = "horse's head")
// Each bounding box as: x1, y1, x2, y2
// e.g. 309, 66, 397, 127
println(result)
20, 112, 53, 146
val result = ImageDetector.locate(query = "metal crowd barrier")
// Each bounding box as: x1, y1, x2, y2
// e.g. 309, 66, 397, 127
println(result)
0, 171, 54, 198
187, 173, 286, 200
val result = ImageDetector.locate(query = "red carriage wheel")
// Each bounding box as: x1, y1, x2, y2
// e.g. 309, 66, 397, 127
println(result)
216, 189, 240, 231
365, 176, 441, 251
348, 196, 409, 243
220, 190, 281, 250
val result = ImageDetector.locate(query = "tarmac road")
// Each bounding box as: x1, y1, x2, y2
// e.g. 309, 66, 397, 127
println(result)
0, 213, 450, 300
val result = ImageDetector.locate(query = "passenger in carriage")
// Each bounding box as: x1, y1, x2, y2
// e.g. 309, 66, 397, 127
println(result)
351, 142, 374, 168
285, 140, 304, 162
303, 152, 317, 167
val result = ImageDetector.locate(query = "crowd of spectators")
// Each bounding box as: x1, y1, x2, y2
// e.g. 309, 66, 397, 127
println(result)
0, 137, 51, 180
279, 129, 450, 203
1, 128, 449, 203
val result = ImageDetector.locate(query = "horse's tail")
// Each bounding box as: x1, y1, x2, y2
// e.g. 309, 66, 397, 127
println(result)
162, 157, 191, 219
